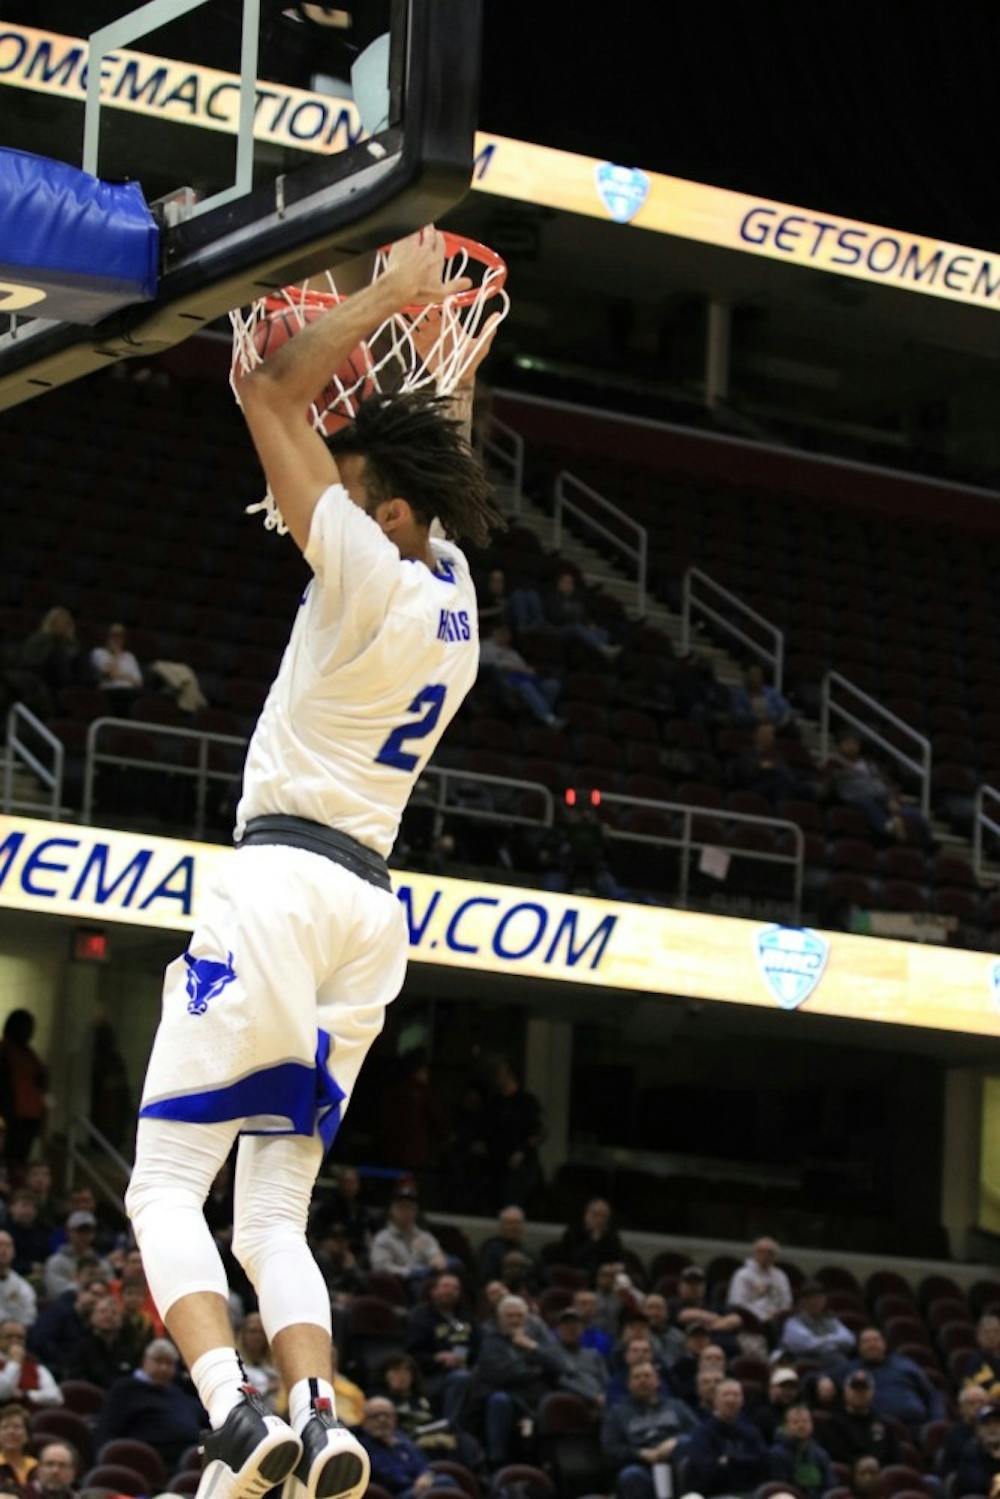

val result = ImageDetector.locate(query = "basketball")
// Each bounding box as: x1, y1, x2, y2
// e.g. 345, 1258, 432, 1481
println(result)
251, 303, 372, 434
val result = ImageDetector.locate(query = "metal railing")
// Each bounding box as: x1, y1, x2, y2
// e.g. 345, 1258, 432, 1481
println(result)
600, 793, 804, 920
480, 416, 525, 514
973, 785, 1000, 883
553, 471, 649, 615
416, 766, 554, 834
820, 672, 932, 819
66, 1113, 132, 1201
681, 567, 785, 690
3, 703, 65, 819
83, 717, 245, 840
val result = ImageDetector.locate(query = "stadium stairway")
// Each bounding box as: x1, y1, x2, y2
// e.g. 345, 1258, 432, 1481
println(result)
485, 467, 987, 888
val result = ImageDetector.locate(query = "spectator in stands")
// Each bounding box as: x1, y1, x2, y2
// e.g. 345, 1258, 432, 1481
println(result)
601, 1359, 698, 1499
595, 1262, 643, 1336
64, 1292, 135, 1386
370, 1188, 449, 1283
767, 1402, 833, 1499
779, 1281, 855, 1371
407, 1272, 478, 1424
543, 568, 620, 662
0, 1320, 60, 1407
667, 1266, 742, 1341
828, 734, 930, 846
607, 1334, 667, 1408
477, 568, 513, 630
24, 1165, 58, 1232
821, 1369, 900, 1466
730, 663, 794, 732
118, 1273, 156, 1367
356, 1395, 457, 1497
312, 1222, 367, 1302
0, 1404, 36, 1489
24, 1440, 79, 1499
574, 1288, 614, 1362
847, 1326, 944, 1429
753, 1366, 805, 1443
0, 1011, 48, 1169
541, 804, 632, 902
94, 1338, 202, 1467
473, 1293, 563, 1467
477, 1206, 539, 1286
643, 1294, 685, 1367
380, 1051, 450, 1179
556, 1198, 626, 1279
235, 1310, 281, 1413
28, 1260, 105, 1376
90, 622, 143, 697
482, 1059, 544, 1210
374, 1354, 483, 1471
17, 608, 80, 709
733, 723, 812, 806
44, 1212, 111, 1301
955, 1403, 1000, 1497
311, 1164, 376, 1256
938, 1382, 989, 1476
669, 1325, 715, 1405
693, 1366, 723, 1421
552, 1306, 608, 1407
0, 1234, 35, 1328
727, 1236, 793, 1330
682, 1377, 768, 1497
849, 1453, 883, 1499
7, 1192, 50, 1280
479, 622, 565, 728
961, 1313, 1000, 1398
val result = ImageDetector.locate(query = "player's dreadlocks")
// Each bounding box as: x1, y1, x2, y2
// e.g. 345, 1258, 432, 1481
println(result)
326, 389, 506, 550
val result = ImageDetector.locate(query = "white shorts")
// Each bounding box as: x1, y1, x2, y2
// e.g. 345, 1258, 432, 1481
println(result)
137, 843, 408, 1148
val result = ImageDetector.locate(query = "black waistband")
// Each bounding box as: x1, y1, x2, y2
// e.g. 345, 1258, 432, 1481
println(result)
238, 815, 392, 893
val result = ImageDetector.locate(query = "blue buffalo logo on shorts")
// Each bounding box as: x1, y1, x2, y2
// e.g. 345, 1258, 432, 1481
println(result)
184, 951, 237, 1016
595, 163, 650, 224
755, 925, 829, 1011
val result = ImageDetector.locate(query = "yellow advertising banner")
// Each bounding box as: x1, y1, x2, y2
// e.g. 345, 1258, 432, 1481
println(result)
2, 815, 1000, 1038
2, 23, 999, 312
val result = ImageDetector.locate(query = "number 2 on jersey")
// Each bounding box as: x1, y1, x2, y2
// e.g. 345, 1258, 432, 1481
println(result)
375, 684, 447, 772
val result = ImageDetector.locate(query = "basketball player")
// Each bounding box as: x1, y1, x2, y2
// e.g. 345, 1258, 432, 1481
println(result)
125, 228, 503, 1499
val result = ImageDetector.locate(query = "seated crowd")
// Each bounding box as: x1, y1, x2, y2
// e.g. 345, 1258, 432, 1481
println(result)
0, 1162, 995, 1499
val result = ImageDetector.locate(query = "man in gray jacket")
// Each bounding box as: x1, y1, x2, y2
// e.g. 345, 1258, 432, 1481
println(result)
552, 1307, 608, 1408
473, 1295, 563, 1466
601, 1360, 698, 1499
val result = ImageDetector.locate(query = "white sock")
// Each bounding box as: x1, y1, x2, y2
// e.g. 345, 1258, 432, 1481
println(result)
288, 1376, 337, 1434
191, 1347, 246, 1430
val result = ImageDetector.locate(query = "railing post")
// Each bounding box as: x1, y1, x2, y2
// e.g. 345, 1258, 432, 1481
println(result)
974, 787, 984, 881
820, 674, 831, 763
82, 722, 100, 825
637, 528, 647, 617
553, 474, 563, 550
775, 630, 785, 695
679, 809, 692, 908
195, 737, 209, 841
792, 828, 804, 925
432, 770, 447, 841
920, 743, 931, 821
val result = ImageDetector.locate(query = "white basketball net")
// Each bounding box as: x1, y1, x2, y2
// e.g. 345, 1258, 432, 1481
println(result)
229, 237, 510, 534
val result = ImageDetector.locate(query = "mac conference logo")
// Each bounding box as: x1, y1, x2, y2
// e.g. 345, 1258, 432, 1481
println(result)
595, 163, 650, 224
756, 925, 829, 1010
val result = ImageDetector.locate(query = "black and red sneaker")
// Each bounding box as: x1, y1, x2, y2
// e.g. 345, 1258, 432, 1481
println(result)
284, 1394, 368, 1499
196, 1385, 302, 1499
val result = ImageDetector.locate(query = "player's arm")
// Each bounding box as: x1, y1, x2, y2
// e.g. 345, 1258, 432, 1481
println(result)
236, 229, 470, 553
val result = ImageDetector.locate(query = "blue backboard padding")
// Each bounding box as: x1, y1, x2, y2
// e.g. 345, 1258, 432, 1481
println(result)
0, 148, 159, 325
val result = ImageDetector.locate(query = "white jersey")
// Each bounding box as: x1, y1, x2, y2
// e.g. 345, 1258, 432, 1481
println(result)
235, 483, 478, 858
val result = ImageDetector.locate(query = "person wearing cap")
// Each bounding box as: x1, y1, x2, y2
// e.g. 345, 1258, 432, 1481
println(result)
552, 1306, 609, 1406
955, 1403, 1000, 1496
601, 1360, 698, 1499
767, 1402, 834, 1499
938, 1384, 990, 1478
779, 1281, 855, 1373
844, 1326, 945, 1430
726, 1238, 793, 1330
751, 1365, 804, 1443
682, 1377, 769, 1497
42, 1213, 111, 1302
820, 1368, 900, 1467
667, 1266, 743, 1343
370, 1191, 448, 1283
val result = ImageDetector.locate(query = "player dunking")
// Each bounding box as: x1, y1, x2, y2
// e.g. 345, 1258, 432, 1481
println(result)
125, 230, 503, 1499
